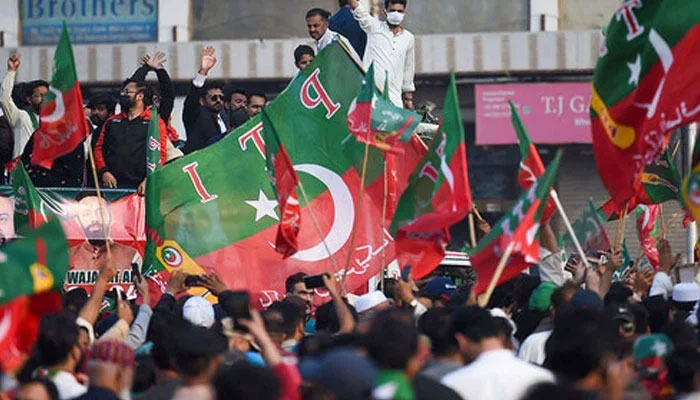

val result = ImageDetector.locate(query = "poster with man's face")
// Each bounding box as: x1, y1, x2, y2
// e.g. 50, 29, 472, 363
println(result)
0, 188, 145, 298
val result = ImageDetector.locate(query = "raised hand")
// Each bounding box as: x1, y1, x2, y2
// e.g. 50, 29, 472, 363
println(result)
200, 271, 228, 297
199, 46, 217, 75
146, 51, 167, 70
7, 51, 20, 72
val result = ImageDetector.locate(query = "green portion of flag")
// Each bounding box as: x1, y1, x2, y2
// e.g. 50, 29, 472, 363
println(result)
11, 163, 45, 233
560, 199, 611, 258
640, 150, 682, 204
0, 217, 69, 304
146, 105, 161, 176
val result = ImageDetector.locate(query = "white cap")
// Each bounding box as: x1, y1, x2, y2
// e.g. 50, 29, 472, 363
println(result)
183, 296, 215, 328
354, 291, 388, 313
489, 307, 517, 335
672, 283, 700, 303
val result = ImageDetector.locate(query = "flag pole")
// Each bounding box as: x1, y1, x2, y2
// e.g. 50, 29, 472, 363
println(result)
296, 179, 347, 296
380, 158, 388, 292
86, 141, 112, 259
342, 141, 371, 284
473, 205, 486, 223
468, 212, 477, 248
550, 190, 589, 268
614, 202, 630, 249
660, 203, 667, 240
479, 241, 515, 307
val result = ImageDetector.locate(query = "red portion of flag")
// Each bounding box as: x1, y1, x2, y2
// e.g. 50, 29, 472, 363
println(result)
272, 145, 301, 258
519, 144, 556, 223
637, 205, 660, 269
395, 229, 450, 280
31, 85, 89, 169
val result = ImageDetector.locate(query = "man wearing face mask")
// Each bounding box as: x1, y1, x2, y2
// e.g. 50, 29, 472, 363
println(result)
348, 0, 415, 109
182, 46, 230, 154
94, 79, 168, 194
1, 52, 49, 158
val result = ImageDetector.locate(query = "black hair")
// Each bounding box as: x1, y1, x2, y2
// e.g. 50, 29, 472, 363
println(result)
225, 87, 247, 102
666, 348, 700, 394
305, 8, 331, 20
285, 272, 307, 293
62, 288, 88, 316
294, 45, 315, 65
200, 81, 224, 99
544, 309, 617, 382
172, 325, 228, 378
248, 91, 268, 103
627, 302, 650, 334
214, 362, 281, 400
12, 83, 29, 108
18, 378, 59, 400
662, 319, 698, 349
385, 0, 407, 9
380, 278, 399, 300
418, 308, 458, 357
521, 382, 592, 400
493, 316, 514, 340
297, 333, 335, 358
339, 0, 350, 6
36, 313, 80, 367
132, 355, 157, 394
148, 313, 183, 371
604, 282, 633, 307
367, 309, 417, 369
25, 80, 49, 98
550, 281, 579, 313
514, 274, 541, 310
87, 92, 117, 114
486, 280, 515, 310
643, 295, 670, 333
121, 78, 152, 105
266, 300, 305, 338
315, 299, 357, 333
449, 306, 498, 342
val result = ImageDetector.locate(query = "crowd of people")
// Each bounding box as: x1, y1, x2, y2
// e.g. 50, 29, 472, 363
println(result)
0, 0, 416, 190
3, 1, 700, 400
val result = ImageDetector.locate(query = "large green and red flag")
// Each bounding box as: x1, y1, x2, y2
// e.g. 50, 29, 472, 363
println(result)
347, 63, 421, 154
31, 22, 89, 169
144, 42, 425, 307
11, 163, 47, 232
510, 101, 557, 223
471, 151, 562, 295
636, 204, 660, 268
146, 105, 162, 176
0, 217, 68, 370
591, 0, 700, 208
260, 110, 301, 258
561, 199, 612, 258
389, 73, 472, 280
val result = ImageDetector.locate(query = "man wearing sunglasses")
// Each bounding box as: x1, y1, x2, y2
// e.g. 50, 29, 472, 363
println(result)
182, 46, 230, 154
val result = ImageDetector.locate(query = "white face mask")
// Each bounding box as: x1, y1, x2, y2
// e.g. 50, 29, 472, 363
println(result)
386, 11, 404, 26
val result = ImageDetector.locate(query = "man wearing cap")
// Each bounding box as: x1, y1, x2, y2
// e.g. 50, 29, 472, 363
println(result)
73, 340, 135, 400
182, 296, 216, 328
671, 282, 700, 325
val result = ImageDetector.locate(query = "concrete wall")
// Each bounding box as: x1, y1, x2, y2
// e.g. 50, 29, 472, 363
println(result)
558, 0, 619, 31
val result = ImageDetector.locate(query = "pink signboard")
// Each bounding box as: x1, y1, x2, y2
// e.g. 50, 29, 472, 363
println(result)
475, 82, 593, 145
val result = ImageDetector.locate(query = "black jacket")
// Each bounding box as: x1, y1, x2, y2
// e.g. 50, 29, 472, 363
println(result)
21, 132, 85, 187
182, 83, 229, 154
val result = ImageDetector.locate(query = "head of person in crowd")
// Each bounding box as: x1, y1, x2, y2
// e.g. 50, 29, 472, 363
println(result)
172, 323, 228, 386
12, 82, 29, 109
183, 296, 216, 328
418, 308, 463, 365
544, 309, 627, 398
368, 309, 422, 378
62, 287, 88, 317
85, 340, 135, 397
521, 382, 593, 400
315, 298, 358, 334
627, 302, 651, 336
604, 282, 634, 307
666, 347, 700, 396
36, 313, 85, 373
670, 282, 700, 321
220, 317, 257, 354
227, 88, 247, 111
490, 309, 517, 350
0, 194, 15, 243
420, 276, 458, 308
25, 79, 49, 114
14, 378, 59, 400
118, 78, 150, 114
75, 192, 112, 244
384, 0, 408, 27
286, 272, 313, 314
300, 348, 377, 400
214, 361, 280, 400
199, 81, 225, 114
633, 333, 674, 398
643, 295, 671, 333
610, 304, 636, 342
338, 0, 350, 7
294, 45, 315, 71
306, 8, 332, 41
87, 92, 116, 127
354, 291, 391, 317
247, 92, 267, 118
661, 318, 698, 349
264, 300, 306, 349
449, 306, 501, 364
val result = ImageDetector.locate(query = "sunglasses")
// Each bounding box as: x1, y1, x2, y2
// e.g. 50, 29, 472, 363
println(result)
209, 95, 224, 101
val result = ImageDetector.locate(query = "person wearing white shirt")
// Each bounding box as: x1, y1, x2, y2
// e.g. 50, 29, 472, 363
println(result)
441, 307, 554, 400
348, 0, 415, 109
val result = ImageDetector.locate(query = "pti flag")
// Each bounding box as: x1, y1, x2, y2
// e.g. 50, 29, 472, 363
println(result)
636, 204, 660, 268
347, 64, 421, 154
11, 162, 47, 232
390, 73, 473, 280
261, 110, 301, 258
510, 101, 557, 223
144, 42, 424, 307
591, 0, 700, 207
146, 105, 163, 175
31, 23, 89, 169
0, 217, 68, 370
561, 199, 612, 257
471, 151, 562, 294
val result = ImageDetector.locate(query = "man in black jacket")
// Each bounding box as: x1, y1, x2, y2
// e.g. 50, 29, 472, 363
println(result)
182, 46, 229, 154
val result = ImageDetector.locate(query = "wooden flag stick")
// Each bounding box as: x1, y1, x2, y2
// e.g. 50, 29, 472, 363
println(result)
468, 212, 477, 248
473, 205, 486, 223
551, 189, 589, 268
343, 141, 371, 285
479, 241, 515, 307
86, 141, 112, 260
660, 203, 667, 240
614, 202, 630, 249
672, 140, 682, 160
297, 179, 347, 296
666, 212, 684, 230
